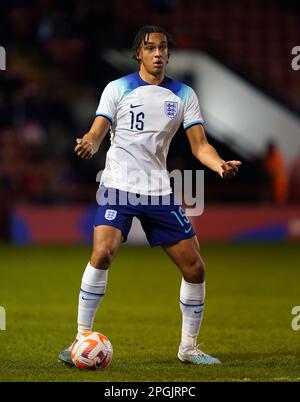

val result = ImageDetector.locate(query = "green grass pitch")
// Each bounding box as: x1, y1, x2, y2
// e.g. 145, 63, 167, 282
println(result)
0, 242, 299, 382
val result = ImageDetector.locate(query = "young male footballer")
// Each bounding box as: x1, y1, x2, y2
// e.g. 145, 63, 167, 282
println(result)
59, 25, 241, 366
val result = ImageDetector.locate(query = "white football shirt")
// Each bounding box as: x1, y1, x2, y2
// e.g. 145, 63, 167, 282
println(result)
96, 71, 203, 195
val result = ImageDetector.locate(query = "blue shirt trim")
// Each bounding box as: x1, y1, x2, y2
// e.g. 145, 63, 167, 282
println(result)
114, 72, 192, 103
184, 120, 204, 130
113, 72, 149, 97
96, 112, 113, 124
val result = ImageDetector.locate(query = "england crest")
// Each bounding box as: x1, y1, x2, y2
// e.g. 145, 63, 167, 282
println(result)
164, 101, 178, 119
105, 209, 117, 220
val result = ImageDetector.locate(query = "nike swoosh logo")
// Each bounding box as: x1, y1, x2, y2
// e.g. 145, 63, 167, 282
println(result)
185, 226, 192, 234
82, 297, 95, 301
194, 311, 202, 314
130, 104, 143, 108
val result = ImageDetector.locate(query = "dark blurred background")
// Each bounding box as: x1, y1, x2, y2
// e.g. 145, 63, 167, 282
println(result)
0, 0, 300, 243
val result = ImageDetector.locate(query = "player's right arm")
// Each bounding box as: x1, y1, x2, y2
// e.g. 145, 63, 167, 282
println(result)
74, 116, 110, 160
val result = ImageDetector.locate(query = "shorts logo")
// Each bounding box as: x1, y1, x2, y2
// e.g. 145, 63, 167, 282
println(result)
165, 101, 178, 119
105, 209, 117, 220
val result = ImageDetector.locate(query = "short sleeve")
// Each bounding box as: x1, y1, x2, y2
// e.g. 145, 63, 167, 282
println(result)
95, 81, 119, 124
183, 88, 204, 130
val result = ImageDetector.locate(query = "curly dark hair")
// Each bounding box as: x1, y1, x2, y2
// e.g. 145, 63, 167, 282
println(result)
132, 25, 175, 61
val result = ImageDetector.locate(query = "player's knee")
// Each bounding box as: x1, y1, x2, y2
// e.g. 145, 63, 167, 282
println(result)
183, 256, 205, 283
90, 245, 114, 270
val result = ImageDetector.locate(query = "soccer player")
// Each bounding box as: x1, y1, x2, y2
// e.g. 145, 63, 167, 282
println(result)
58, 25, 241, 366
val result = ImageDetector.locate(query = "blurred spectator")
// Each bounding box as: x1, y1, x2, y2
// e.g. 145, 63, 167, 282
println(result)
148, 0, 179, 13
71, 87, 98, 133
289, 150, 300, 203
262, 141, 289, 205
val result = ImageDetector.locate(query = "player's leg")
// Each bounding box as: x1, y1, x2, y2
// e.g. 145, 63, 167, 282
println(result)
163, 235, 204, 283
162, 235, 206, 348
58, 225, 123, 366
59, 186, 135, 366
77, 225, 123, 338
139, 196, 219, 364
162, 236, 221, 365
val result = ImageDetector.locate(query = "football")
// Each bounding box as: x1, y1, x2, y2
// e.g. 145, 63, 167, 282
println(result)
71, 331, 113, 370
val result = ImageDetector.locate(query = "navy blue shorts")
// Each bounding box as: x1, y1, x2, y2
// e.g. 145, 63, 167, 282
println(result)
94, 187, 196, 247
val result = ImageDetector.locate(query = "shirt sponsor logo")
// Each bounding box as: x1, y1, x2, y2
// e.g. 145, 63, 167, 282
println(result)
165, 101, 178, 119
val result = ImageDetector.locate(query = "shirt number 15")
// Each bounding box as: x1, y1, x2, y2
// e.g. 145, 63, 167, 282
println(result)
130, 111, 145, 131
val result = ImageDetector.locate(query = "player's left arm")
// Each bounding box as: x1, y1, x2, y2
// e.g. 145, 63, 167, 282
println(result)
186, 124, 242, 179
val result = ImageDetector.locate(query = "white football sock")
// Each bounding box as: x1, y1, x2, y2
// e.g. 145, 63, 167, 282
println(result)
180, 278, 205, 349
77, 262, 108, 338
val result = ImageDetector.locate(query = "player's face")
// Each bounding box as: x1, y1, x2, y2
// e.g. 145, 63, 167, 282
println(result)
138, 33, 169, 76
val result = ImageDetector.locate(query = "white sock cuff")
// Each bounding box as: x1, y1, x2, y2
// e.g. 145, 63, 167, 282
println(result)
180, 278, 205, 302
81, 262, 108, 294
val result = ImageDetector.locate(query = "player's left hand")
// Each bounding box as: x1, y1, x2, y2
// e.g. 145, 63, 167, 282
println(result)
219, 160, 242, 179
74, 138, 95, 160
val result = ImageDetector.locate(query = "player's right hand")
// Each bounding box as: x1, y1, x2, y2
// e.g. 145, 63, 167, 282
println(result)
74, 138, 95, 160
219, 160, 242, 179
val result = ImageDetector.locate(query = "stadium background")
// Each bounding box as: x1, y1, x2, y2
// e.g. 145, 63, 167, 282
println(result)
0, 0, 300, 382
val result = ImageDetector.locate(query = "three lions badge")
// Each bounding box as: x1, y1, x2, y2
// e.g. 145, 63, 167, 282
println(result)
164, 101, 178, 119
